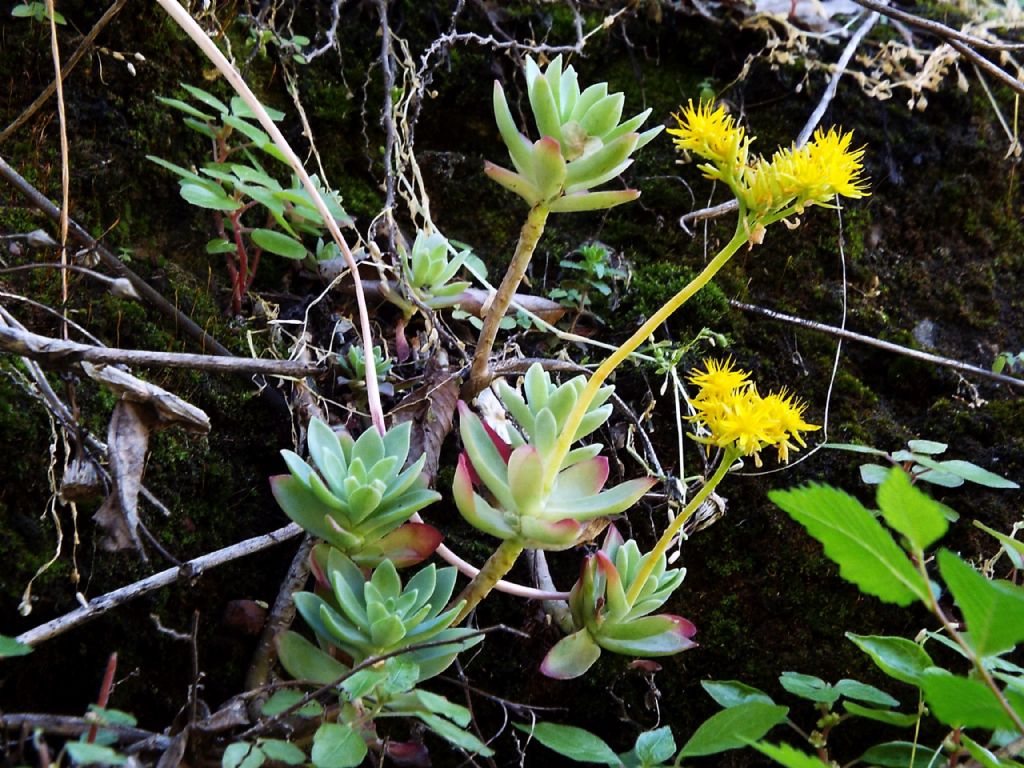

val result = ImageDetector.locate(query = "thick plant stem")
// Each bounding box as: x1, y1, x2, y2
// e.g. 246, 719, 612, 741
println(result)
544, 221, 750, 490
465, 205, 550, 397
625, 447, 738, 605
452, 539, 526, 623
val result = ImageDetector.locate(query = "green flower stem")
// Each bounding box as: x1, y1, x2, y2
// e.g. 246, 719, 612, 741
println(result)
466, 205, 550, 397
625, 446, 739, 606
543, 218, 750, 491
452, 539, 526, 623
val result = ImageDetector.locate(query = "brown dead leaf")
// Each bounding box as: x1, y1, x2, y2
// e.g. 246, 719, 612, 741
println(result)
106, 399, 153, 557
392, 351, 458, 483
92, 493, 136, 553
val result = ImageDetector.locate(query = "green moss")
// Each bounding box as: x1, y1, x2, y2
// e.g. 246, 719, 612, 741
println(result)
626, 262, 729, 330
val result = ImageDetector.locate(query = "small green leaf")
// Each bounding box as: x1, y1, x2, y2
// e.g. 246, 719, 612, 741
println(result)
846, 633, 934, 686
231, 96, 286, 121
634, 727, 675, 765
260, 690, 322, 718
678, 702, 788, 757
701, 680, 775, 708
859, 463, 892, 484
960, 734, 1023, 768
770, 484, 930, 606
258, 740, 306, 765
87, 705, 137, 727
514, 722, 621, 766
779, 672, 839, 706
876, 468, 948, 552
824, 442, 888, 455
180, 182, 239, 211
907, 439, 947, 454
412, 689, 471, 726
206, 238, 236, 255
938, 549, 1024, 657
180, 83, 228, 113
858, 742, 941, 767
0, 634, 32, 658
66, 743, 128, 766
417, 713, 495, 757
842, 701, 919, 727
973, 521, 1024, 570
913, 456, 1019, 489
834, 678, 899, 707
156, 96, 216, 121
751, 742, 830, 768
921, 668, 1017, 729
311, 723, 367, 768
251, 228, 307, 260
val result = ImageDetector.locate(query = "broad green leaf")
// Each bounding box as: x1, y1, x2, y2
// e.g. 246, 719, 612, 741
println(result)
678, 702, 788, 757
275, 631, 348, 685
180, 182, 239, 211
311, 723, 367, 768
877, 468, 948, 552
960, 734, 1023, 768
842, 701, 919, 727
634, 727, 675, 765
770, 484, 930, 605
912, 456, 1019, 489
66, 743, 128, 766
974, 521, 1024, 570
846, 633, 934, 686
260, 690, 322, 718
779, 672, 839, 706
752, 742, 830, 768
860, 463, 891, 484
859, 741, 941, 767
834, 678, 899, 707
341, 666, 389, 699
701, 680, 775, 708
206, 238, 236, 255
920, 668, 1016, 729
251, 228, 307, 260
513, 722, 620, 766
258, 740, 305, 766
0, 634, 32, 658
907, 439, 948, 454
417, 713, 495, 757
938, 549, 1024, 657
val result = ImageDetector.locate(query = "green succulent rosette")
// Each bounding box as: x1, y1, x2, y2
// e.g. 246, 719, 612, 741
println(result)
402, 230, 472, 310
487, 55, 662, 212
271, 419, 441, 567
541, 525, 697, 679
277, 548, 482, 685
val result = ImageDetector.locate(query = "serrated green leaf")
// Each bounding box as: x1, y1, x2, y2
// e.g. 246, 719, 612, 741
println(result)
0, 634, 32, 658
858, 741, 941, 767
701, 680, 775, 708
311, 723, 367, 768
770, 484, 930, 605
921, 668, 1017, 729
250, 228, 307, 259
938, 549, 1024, 657
678, 702, 788, 757
846, 633, 934, 686
180, 182, 239, 211
842, 700, 919, 727
513, 722, 621, 765
66, 743, 128, 767
779, 672, 839, 706
751, 742, 830, 768
877, 468, 948, 552
258, 740, 306, 766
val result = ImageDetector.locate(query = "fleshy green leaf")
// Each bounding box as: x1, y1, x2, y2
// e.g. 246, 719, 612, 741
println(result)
779, 672, 839, 706
877, 468, 948, 552
938, 549, 1024, 657
920, 668, 1017, 729
769, 484, 930, 605
846, 633, 934, 686
275, 631, 348, 685
540, 629, 602, 680
513, 722, 621, 766
701, 680, 775, 708
311, 723, 367, 768
251, 228, 307, 260
751, 742, 830, 768
842, 701, 919, 727
678, 702, 788, 757
180, 182, 239, 211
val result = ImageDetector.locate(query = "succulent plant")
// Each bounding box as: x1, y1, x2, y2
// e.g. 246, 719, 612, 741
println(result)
541, 525, 697, 679
277, 548, 482, 685
453, 365, 654, 550
487, 55, 662, 212
402, 231, 472, 310
271, 419, 441, 567
335, 344, 392, 392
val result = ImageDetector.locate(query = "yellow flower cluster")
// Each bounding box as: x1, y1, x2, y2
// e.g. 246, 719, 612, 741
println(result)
669, 101, 869, 219
687, 358, 819, 466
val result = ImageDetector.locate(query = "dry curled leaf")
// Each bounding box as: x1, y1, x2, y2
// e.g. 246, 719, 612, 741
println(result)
392, 352, 458, 483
